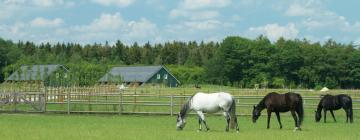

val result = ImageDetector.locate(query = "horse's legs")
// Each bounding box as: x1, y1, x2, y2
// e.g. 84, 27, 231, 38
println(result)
267, 110, 272, 129
345, 108, 349, 123
198, 117, 203, 131
323, 109, 327, 123
234, 116, 240, 132
275, 112, 282, 129
291, 111, 298, 128
330, 110, 336, 122
224, 112, 230, 132
197, 111, 209, 131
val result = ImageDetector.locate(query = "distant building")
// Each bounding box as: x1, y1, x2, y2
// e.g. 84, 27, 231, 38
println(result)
98, 65, 180, 87
6, 64, 69, 86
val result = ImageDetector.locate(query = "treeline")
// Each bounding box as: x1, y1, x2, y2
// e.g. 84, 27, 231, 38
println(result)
0, 36, 360, 89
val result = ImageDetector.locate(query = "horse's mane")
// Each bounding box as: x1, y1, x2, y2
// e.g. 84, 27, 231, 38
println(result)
317, 94, 333, 111
256, 92, 282, 110
256, 96, 267, 109
179, 95, 194, 118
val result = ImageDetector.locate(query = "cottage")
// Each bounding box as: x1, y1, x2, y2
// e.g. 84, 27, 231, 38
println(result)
98, 65, 180, 87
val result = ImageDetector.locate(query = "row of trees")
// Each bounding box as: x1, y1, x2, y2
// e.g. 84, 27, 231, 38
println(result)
1, 36, 359, 88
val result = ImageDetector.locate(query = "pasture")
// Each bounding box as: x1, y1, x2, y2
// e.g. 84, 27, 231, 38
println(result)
0, 113, 359, 140
1, 85, 360, 140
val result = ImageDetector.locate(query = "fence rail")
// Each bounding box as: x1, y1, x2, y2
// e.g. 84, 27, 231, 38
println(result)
1, 91, 360, 116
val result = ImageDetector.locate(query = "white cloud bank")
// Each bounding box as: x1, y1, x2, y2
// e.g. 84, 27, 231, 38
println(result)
92, 0, 135, 7
30, 17, 64, 27
248, 23, 299, 41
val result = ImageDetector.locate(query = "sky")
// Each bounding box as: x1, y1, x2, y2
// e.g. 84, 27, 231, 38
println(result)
1, 0, 360, 45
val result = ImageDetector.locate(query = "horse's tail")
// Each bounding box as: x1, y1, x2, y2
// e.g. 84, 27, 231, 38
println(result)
349, 97, 354, 123
229, 98, 237, 129
297, 94, 304, 126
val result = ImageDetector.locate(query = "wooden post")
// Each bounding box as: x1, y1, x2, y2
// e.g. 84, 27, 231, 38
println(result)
133, 88, 137, 112
119, 90, 123, 115
88, 92, 92, 112
14, 93, 18, 112
44, 86, 47, 112
170, 95, 173, 116
67, 92, 70, 114
40, 93, 45, 112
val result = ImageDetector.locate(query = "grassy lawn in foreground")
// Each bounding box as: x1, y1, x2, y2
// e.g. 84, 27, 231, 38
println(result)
0, 113, 359, 140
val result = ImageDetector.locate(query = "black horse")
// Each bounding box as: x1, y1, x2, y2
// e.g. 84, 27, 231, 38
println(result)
315, 94, 353, 123
252, 92, 304, 131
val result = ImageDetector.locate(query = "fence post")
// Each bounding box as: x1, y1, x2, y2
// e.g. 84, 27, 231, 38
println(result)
14, 92, 18, 112
67, 92, 70, 114
44, 86, 48, 112
170, 95, 173, 116
40, 93, 45, 112
119, 90, 123, 115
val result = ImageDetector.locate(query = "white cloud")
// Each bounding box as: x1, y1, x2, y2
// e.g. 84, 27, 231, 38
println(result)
0, 12, 159, 44
231, 15, 241, 21
181, 0, 231, 10
248, 23, 299, 41
30, 17, 64, 27
92, 0, 135, 7
169, 9, 219, 20
32, 0, 64, 7
128, 18, 158, 38
285, 0, 360, 33
74, 13, 125, 32
285, 3, 315, 17
355, 38, 360, 46
169, 0, 231, 20
3, 0, 26, 5
166, 19, 229, 33
183, 20, 222, 30
71, 12, 158, 43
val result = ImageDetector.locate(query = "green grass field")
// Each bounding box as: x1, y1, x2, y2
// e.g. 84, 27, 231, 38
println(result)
0, 113, 359, 140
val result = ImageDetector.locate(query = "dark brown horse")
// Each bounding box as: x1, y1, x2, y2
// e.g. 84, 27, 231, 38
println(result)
315, 94, 353, 123
252, 92, 304, 131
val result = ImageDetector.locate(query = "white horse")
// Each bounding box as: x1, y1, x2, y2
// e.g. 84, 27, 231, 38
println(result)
176, 92, 239, 132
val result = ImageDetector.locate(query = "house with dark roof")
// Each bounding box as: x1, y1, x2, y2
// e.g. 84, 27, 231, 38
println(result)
6, 64, 69, 86
98, 65, 180, 87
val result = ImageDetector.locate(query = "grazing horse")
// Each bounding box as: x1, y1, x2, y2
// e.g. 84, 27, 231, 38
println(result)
315, 94, 353, 123
252, 92, 304, 131
176, 92, 239, 132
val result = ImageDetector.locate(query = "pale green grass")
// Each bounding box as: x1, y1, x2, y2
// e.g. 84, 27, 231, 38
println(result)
0, 113, 359, 140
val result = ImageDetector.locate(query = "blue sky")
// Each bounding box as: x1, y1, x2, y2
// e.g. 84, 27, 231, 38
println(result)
1, 0, 360, 45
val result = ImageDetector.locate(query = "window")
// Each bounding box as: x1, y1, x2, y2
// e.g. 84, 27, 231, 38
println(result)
157, 74, 160, 79
164, 74, 168, 79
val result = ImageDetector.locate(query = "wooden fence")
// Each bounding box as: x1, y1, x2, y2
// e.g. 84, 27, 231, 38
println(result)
1, 90, 360, 116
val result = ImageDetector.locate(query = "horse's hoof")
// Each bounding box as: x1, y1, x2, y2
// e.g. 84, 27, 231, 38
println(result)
236, 130, 240, 133
197, 130, 201, 132
293, 127, 301, 132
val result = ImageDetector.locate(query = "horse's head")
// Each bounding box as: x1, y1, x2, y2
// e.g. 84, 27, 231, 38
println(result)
315, 110, 321, 122
176, 113, 186, 130
252, 105, 261, 123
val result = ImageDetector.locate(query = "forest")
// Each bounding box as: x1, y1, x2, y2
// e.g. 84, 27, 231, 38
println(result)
0, 35, 360, 89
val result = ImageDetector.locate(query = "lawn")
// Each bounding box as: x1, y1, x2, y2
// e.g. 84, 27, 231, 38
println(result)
0, 113, 359, 140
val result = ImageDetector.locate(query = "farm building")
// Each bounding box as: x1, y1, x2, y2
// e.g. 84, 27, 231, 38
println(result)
98, 65, 180, 87
6, 64, 70, 86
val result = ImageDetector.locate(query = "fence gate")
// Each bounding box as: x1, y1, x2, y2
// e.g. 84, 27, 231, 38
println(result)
0, 92, 45, 112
